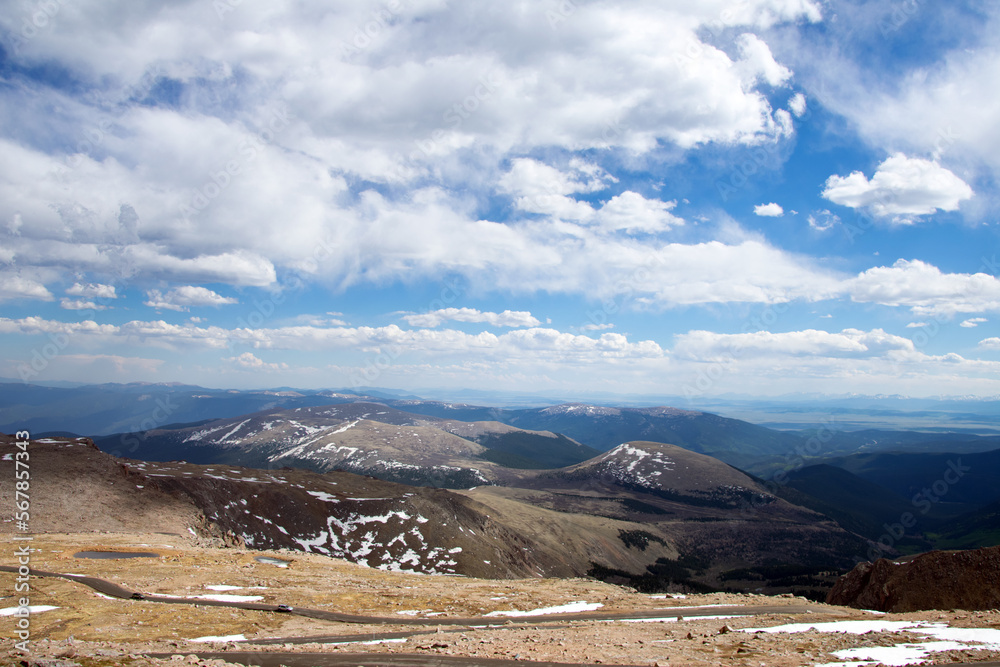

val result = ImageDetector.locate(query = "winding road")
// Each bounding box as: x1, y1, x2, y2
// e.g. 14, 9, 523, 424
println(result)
9, 565, 997, 667
0, 564, 831, 626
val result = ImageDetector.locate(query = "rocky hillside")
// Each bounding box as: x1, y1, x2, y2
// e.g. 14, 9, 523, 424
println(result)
827, 545, 1000, 612
0, 435, 543, 578
471, 442, 869, 595
3, 435, 871, 595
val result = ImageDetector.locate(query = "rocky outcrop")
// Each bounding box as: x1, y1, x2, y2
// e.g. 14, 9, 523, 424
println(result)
827, 545, 1000, 612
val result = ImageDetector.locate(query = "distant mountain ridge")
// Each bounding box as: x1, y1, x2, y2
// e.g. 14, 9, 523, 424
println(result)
91, 402, 600, 487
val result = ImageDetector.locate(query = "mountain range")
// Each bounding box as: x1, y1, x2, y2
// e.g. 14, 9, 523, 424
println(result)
4, 381, 1000, 598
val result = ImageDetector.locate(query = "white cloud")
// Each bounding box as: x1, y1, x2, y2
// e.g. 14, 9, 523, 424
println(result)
404, 308, 541, 329
847, 259, 1000, 316
0, 275, 53, 302
224, 352, 289, 372
580, 323, 615, 332
144, 286, 239, 312
807, 209, 839, 231
0, 316, 664, 363
0, 354, 165, 383
821, 154, 973, 220
754, 202, 784, 217
671, 327, 1000, 397
594, 192, 683, 234
60, 299, 108, 311
0, 2, 820, 303
831, 36, 1000, 174
980, 338, 1000, 350
674, 328, 915, 360
66, 283, 117, 299
960, 318, 988, 328
736, 33, 792, 87
787, 92, 807, 117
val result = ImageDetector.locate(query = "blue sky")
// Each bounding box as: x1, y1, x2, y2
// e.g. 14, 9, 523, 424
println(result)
1, 0, 999, 399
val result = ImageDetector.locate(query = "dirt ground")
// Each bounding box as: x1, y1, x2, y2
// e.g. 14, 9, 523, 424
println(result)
3, 533, 1000, 667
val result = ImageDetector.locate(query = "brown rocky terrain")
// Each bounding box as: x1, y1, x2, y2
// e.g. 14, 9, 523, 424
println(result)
828, 545, 1000, 612
2, 534, 1000, 667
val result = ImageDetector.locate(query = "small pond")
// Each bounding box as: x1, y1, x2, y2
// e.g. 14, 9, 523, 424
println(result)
254, 556, 291, 567
73, 551, 160, 559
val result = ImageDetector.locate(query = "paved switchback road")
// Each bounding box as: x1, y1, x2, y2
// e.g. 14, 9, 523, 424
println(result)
0, 565, 833, 626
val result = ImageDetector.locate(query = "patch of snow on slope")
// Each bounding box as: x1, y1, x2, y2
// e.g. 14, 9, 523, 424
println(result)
0, 605, 58, 616
306, 490, 340, 503
182, 423, 230, 443
485, 601, 603, 617
746, 620, 1000, 667
216, 420, 251, 443
331, 419, 360, 434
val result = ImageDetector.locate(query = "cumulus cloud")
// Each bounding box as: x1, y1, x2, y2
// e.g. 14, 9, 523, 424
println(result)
787, 92, 807, 117
980, 337, 1000, 350
754, 202, 784, 217
144, 286, 239, 312
594, 193, 684, 234
671, 326, 1000, 397
830, 36, 1000, 174
60, 299, 108, 311
0, 316, 664, 362
736, 33, 792, 87
0, 275, 53, 302
66, 283, 117, 299
673, 328, 915, 360
960, 318, 988, 328
847, 259, 1000, 316
403, 308, 541, 329
224, 352, 289, 372
0, 0, 823, 310
822, 154, 973, 220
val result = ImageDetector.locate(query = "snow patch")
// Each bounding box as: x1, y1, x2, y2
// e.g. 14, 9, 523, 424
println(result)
485, 601, 603, 617
189, 634, 247, 643
0, 605, 59, 616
